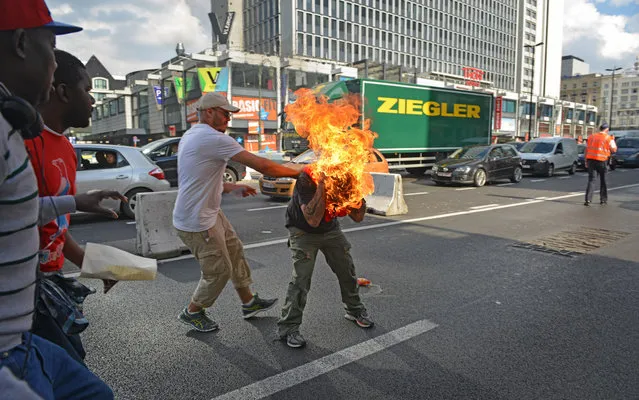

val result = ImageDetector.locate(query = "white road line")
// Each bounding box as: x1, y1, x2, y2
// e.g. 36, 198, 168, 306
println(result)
469, 204, 499, 209
530, 179, 546, 182
211, 319, 438, 400
455, 187, 476, 191
617, 169, 627, 172
126, 221, 136, 225
247, 205, 289, 212
62, 272, 81, 278
497, 183, 514, 186
558, 176, 571, 179
158, 183, 639, 264
404, 191, 429, 196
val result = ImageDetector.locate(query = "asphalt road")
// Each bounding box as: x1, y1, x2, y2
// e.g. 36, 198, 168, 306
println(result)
70, 169, 639, 400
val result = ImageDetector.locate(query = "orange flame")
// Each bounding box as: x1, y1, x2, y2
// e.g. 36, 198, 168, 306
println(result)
285, 88, 378, 220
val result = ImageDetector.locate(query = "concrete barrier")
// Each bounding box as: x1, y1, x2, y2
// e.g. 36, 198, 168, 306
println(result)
364, 173, 408, 216
135, 191, 188, 259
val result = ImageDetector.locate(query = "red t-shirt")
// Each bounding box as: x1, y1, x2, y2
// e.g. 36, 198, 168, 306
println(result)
25, 127, 77, 272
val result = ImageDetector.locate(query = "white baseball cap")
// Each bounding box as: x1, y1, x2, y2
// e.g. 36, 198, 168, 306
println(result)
197, 92, 240, 112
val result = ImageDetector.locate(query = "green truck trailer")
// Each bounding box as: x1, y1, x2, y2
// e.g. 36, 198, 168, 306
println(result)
282, 78, 494, 175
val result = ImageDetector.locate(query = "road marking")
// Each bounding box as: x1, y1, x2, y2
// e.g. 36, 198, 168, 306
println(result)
211, 319, 438, 400
617, 169, 626, 172
469, 204, 499, 209
455, 187, 476, 191
126, 221, 136, 225
559, 176, 571, 179
530, 179, 546, 182
159, 183, 639, 264
404, 191, 429, 196
62, 272, 81, 278
497, 183, 514, 186
247, 205, 289, 212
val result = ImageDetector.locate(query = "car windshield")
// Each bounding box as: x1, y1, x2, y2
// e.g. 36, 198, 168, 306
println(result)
449, 146, 490, 159
520, 142, 555, 154
292, 150, 318, 164
617, 138, 639, 148
139, 140, 169, 154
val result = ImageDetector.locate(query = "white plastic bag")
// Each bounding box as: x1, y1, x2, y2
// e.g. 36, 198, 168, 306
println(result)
80, 243, 157, 281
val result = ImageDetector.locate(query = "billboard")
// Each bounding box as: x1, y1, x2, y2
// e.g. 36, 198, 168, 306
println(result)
231, 96, 277, 121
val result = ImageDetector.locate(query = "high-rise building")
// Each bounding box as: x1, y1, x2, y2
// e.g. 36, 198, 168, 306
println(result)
561, 55, 590, 78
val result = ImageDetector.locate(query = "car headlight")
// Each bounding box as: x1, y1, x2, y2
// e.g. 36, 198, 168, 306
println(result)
277, 177, 295, 182
538, 157, 547, 163
456, 166, 471, 173
431, 165, 438, 171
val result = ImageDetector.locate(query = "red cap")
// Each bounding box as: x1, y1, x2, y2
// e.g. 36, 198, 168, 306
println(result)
0, 0, 82, 35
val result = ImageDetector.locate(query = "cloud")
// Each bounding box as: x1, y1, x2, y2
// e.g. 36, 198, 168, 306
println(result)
49, 0, 212, 76
563, 0, 639, 72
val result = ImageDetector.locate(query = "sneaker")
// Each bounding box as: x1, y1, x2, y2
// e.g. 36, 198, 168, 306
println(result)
344, 310, 374, 328
584, 201, 590, 207
178, 308, 219, 332
285, 331, 306, 348
242, 293, 278, 319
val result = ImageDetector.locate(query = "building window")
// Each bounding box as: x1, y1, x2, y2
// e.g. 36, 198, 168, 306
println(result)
118, 97, 125, 114
93, 78, 108, 90
109, 101, 117, 116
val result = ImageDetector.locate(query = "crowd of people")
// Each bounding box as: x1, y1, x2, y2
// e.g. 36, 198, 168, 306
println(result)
0, 0, 373, 397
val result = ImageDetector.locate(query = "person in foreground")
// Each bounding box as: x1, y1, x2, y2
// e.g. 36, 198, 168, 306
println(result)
277, 168, 373, 348
0, 0, 119, 397
173, 92, 301, 332
584, 122, 617, 206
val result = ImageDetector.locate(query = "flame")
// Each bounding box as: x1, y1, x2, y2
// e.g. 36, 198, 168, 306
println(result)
285, 88, 378, 220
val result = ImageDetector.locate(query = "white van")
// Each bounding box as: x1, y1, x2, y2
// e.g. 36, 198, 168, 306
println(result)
518, 137, 579, 177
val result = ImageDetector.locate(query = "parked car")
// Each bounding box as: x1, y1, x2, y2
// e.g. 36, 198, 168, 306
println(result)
577, 143, 587, 170
519, 137, 578, 176
431, 144, 522, 187
139, 137, 247, 186
611, 137, 639, 168
259, 148, 389, 199
74, 144, 170, 219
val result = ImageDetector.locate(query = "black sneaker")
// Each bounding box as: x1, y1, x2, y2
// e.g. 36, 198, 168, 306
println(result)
344, 310, 374, 328
242, 293, 278, 319
285, 331, 306, 348
178, 308, 219, 332
600, 201, 607, 205
584, 201, 590, 207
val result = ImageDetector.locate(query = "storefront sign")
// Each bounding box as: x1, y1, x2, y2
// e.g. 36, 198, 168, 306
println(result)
197, 67, 223, 94
232, 96, 277, 121
462, 67, 484, 87
494, 96, 502, 130
186, 98, 199, 124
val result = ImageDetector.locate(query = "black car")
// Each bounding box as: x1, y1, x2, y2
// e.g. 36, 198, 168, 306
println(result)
577, 144, 586, 170
140, 137, 247, 186
431, 144, 523, 187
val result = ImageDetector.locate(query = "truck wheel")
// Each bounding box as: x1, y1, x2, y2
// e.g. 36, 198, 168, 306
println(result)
473, 169, 486, 187
510, 166, 523, 183
546, 164, 554, 177
407, 167, 428, 176
223, 168, 237, 183
568, 163, 576, 175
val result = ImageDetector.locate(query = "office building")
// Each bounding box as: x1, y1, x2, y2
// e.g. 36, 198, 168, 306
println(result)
561, 55, 589, 78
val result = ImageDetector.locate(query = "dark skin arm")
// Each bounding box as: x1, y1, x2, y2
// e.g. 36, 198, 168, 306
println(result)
348, 199, 367, 223
301, 177, 326, 228
62, 232, 84, 267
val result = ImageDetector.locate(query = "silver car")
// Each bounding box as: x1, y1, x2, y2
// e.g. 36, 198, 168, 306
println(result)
74, 144, 171, 218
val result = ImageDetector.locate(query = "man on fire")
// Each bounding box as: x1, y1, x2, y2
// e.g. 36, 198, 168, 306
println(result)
277, 165, 373, 348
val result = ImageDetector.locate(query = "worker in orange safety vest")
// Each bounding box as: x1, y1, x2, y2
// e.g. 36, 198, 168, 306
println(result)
584, 122, 617, 206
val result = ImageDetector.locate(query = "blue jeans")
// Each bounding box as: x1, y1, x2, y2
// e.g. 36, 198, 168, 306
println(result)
0, 333, 113, 400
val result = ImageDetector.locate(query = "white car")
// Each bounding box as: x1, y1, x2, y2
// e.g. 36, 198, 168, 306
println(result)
74, 144, 171, 218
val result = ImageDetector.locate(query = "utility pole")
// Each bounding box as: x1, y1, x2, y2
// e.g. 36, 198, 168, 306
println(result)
258, 62, 262, 150
605, 66, 622, 130
524, 42, 544, 141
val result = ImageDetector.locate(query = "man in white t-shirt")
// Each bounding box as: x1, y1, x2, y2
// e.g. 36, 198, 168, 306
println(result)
173, 92, 301, 332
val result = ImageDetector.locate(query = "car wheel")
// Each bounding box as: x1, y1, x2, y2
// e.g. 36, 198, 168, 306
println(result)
568, 162, 576, 175
546, 164, 554, 177
434, 180, 445, 186
223, 168, 237, 184
473, 169, 486, 187
121, 188, 151, 219
510, 166, 523, 183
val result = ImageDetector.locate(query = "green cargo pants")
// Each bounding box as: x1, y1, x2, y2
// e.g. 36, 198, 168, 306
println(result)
277, 226, 366, 337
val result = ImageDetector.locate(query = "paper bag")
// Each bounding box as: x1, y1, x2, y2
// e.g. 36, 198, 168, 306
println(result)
80, 243, 157, 281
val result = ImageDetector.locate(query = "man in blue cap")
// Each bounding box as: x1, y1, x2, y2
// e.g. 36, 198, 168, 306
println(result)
0, 0, 116, 398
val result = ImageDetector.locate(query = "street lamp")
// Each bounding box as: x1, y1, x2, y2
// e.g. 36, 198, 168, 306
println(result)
524, 42, 544, 141
605, 66, 622, 130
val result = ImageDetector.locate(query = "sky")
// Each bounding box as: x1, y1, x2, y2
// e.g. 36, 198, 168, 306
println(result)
47, 0, 639, 77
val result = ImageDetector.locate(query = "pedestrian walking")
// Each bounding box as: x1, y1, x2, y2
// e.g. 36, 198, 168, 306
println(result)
173, 92, 301, 332
584, 122, 617, 206
277, 168, 373, 348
